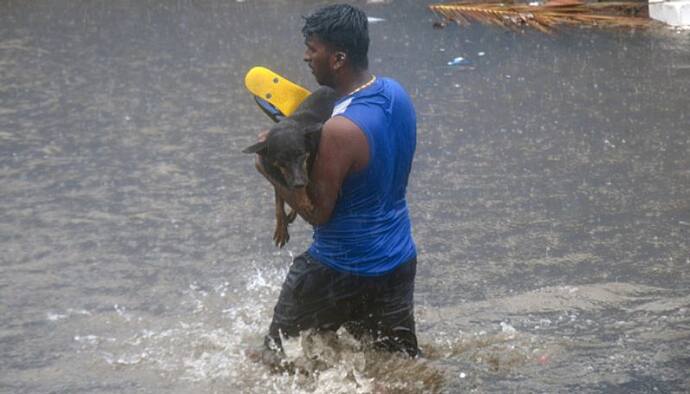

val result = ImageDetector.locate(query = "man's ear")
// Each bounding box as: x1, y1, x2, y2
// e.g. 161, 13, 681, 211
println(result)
242, 140, 267, 154
333, 51, 346, 70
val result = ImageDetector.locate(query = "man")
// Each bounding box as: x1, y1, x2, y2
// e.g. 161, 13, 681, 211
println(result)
254, 4, 419, 358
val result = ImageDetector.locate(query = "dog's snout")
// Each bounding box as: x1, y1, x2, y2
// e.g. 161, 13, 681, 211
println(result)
288, 160, 309, 188
291, 172, 308, 188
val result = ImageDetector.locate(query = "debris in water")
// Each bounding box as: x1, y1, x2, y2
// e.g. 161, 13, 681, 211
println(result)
448, 56, 473, 66
537, 353, 550, 365
429, 1, 655, 33
433, 20, 448, 29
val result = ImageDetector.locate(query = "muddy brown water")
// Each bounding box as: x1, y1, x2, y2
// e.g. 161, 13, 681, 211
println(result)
1, 0, 689, 392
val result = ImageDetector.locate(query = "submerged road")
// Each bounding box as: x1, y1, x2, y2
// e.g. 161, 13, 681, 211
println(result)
1, 0, 689, 392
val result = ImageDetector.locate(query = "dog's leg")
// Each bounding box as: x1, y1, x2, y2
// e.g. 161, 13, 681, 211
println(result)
283, 188, 313, 227
286, 209, 298, 224
292, 187, 315, 214
273, 188, 290, 247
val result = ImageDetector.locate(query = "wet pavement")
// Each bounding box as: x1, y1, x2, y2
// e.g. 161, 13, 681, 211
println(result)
1, 0, 689, 392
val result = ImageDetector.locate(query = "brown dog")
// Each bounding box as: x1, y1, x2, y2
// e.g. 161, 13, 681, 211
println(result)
243, 87, 338, 247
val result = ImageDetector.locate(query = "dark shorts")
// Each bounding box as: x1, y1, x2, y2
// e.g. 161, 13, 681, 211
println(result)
266, 252, 418, 357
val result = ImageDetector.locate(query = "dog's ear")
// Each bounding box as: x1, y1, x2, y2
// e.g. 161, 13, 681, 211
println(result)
304, 123, 323, 150
242, 140, 267, 154
304, 122, 323, 136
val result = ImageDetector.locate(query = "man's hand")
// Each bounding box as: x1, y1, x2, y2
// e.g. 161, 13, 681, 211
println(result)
257, 129, 269, 143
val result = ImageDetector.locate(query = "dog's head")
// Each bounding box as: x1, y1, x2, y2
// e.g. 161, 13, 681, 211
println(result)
243, 119, 322, 188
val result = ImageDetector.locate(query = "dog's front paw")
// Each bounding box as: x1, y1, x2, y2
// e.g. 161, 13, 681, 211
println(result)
273, 221, 290, 248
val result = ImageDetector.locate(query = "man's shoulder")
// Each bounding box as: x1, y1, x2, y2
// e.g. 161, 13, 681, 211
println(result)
323, 116, 369, 152
373, 77, 414, 110
324, 115, 364, 137
378, 77, 408, 94
320, 116, 369, 171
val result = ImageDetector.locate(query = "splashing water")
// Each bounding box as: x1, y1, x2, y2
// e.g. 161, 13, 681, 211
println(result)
68, 266, 452, 393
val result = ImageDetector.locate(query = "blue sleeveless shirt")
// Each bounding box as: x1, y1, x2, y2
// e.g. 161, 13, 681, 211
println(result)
307, 77, 417, 276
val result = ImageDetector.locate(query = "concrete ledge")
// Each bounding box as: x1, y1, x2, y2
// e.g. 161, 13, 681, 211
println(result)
649, 0, 690, 27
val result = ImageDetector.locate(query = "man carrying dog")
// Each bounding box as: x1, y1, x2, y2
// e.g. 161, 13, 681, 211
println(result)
254, 3, 419, 358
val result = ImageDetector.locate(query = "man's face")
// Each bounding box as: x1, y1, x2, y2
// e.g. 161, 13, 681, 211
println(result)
303, 35, 337, 87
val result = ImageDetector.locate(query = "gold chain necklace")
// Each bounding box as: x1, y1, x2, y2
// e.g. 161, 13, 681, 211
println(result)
346, 74, 376, 96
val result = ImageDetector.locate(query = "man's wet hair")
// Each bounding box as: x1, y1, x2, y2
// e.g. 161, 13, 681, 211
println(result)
302, 4, 369, 71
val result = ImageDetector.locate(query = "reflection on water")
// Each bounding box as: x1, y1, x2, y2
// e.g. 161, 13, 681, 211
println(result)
1, 0, 689, 392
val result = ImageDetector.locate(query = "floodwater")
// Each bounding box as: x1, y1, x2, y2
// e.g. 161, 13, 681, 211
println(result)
1, 0, 689, 392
